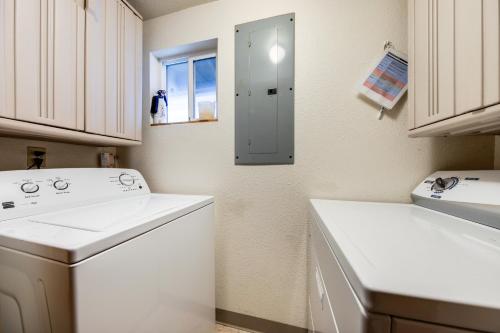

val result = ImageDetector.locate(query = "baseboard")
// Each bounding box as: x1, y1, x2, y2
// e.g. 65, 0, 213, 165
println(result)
216, 308, 308, 333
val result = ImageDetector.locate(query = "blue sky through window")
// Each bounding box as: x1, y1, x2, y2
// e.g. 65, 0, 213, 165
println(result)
166, 61, 189, 123
194, 57, 217, 119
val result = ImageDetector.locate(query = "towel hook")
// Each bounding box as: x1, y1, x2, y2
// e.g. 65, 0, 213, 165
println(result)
383, 40, 393, 52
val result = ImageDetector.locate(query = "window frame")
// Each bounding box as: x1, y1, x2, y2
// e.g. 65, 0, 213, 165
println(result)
161, 51, 217, 124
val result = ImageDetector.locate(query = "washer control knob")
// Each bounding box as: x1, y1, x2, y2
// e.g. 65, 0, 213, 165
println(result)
435, 177, 446, 189
432, 177, 459, 191
21, 182, 39, 194
119, 173, 135, 186
53, 180, 69, 191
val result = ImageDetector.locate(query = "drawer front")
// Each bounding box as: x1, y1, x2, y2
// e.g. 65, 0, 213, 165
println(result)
309, 242, 338, 333
310, 214, 391, 333
392, 318, 476, 333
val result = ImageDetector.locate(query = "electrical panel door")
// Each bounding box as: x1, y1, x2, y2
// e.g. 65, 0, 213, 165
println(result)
235, 13, 295, 165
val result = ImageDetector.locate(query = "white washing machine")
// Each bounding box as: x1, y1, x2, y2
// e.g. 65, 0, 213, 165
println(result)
309, 171, 500, 333
0, 168, 215, 333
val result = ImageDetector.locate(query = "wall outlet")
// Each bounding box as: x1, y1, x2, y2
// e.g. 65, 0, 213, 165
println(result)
27, 147, 47, 169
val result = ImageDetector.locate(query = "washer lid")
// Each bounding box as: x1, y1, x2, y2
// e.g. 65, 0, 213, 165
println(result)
28, 194, 182, 232
0, 194, 213, 264
310, 199, 500, 333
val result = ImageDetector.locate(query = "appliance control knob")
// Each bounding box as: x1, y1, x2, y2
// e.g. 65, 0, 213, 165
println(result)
53, 180, 69, 191
432, 177, 459, 191
21, 182, 39, 194
119, 173, 135, 186
435, 177, 446, 189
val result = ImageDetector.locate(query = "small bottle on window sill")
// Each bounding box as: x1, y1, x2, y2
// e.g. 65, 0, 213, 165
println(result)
150, 90, 168, 124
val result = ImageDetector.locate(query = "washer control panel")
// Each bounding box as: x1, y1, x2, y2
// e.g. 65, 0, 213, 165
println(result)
412, 170, 500, 205
0, 168, 150, 221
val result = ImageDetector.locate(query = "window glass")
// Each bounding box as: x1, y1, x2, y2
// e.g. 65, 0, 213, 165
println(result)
166, 61, 189, 123
194, 57, 217, 120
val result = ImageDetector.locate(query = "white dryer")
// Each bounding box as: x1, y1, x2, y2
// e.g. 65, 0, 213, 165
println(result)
309, 171, 500, 333
0, 168, 214, 333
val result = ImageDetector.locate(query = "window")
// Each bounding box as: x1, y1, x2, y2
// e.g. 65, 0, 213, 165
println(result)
194, 57, 217, 120
164, 53, 217, 124
166, 61, 189, 123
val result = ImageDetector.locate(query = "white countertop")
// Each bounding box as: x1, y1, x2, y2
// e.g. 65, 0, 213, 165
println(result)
0, 193, 213, 264
310, 199, 500, 332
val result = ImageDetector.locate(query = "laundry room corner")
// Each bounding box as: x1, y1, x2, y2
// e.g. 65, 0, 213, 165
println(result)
117, 0, 495, 328
1, 0, 499, 331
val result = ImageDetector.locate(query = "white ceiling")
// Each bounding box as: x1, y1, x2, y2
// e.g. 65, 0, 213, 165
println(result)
126, 0, 218, 20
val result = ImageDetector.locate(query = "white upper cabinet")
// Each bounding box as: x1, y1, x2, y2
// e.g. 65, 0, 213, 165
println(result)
0, 0, 142, 145
85, 0, 107, 135
0, 0, 15, 119
86, 0, 143, 141
16, 0, 85, 130
409, 0, 500, 136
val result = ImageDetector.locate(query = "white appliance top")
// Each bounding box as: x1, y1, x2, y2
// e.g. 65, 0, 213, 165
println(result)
310, 199, 500, 332
0, 169, 213, 264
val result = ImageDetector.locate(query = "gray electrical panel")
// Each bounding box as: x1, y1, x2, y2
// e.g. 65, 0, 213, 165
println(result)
235, 13, 295, 165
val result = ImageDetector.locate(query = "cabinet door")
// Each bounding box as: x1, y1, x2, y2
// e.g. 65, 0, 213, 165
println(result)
435, 0, 456, 121
16, 0, 85, 130
135, 16, 143, 141
435, 0, 499, 116
15, 0, 41, 125
455, 0, 483, 115
85, 0, 107, 134
410, 0, 454, 128
410, 0, 431, 128
410, 0, 432, 128
53, 0, 85, 129
106, 0, 134, 139
0, 0, 15, 119
87, 0, 142, 141
122, 6, 137, 140
483, 0, 500, 107
105, 0, 121, 137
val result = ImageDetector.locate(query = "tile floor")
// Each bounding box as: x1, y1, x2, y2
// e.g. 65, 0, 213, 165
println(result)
216, 323, 254, 333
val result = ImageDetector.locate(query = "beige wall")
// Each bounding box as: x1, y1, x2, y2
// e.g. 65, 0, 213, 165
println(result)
120, 0, 494, 328
0, 137, 115, 171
